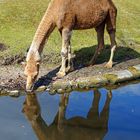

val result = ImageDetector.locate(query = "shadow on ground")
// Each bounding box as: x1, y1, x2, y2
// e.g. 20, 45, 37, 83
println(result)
34, 45, 140, 89
73, 45, 140, 67
34, 66, 60, 90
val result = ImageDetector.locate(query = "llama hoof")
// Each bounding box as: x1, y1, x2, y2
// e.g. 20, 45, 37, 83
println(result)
52, 76, 58, 81
56, 71, 66, 78
86, 62, 92, 67
86, 63, 92, 67
105, 62, 113, 68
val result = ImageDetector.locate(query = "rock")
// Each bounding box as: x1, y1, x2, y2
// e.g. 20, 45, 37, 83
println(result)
57, 88, 65, 94
133, 64, 140, 71
36, 86, 47, 92
9, 90, 20, 97
0, 89, 9, 96
48, 89, 57, 95
104, 70, 133, 84
76, 76, 108, 89
128, 66, 140, 78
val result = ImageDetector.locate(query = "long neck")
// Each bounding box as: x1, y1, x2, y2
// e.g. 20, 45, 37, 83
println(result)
28, 1, 56, 56
24, 95, 50, 140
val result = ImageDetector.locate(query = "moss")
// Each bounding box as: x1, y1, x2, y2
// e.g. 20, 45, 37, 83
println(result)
77, 77, 99, 89
52, 80, 71, 91
0, 91, 9, 96
128, 67, 140, 78
77, 81, 88, 89
69, 76, 108, 90
104, 74, 118, 84
88, 76, 108, 87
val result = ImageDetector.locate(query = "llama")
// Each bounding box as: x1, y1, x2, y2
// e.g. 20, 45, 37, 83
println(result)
23, 0, 117, 91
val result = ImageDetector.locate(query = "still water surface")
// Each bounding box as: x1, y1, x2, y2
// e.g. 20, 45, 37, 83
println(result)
0, 82, 140, 140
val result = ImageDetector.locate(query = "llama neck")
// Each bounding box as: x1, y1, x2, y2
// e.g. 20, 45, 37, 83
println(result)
28, 1, 55, 58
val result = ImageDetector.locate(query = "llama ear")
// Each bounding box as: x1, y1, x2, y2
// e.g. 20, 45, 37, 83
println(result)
21, 62, 27, 67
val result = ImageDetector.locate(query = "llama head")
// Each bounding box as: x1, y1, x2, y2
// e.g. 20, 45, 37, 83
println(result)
23, 51, 41, 92
22, 93, 40, 121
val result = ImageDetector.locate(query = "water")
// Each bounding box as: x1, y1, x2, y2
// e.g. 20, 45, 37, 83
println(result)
0, 82, 140, 140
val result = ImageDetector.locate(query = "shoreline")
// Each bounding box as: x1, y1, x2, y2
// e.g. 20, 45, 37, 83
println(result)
0, 58, 140, 96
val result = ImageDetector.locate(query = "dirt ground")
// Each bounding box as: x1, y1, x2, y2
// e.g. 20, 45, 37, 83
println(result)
0, 58, 140, 91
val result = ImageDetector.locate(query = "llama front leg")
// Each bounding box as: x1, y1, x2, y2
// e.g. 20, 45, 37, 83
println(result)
57, 46, 68, 77
65, 44, 74, 73
57, 28, 71, 77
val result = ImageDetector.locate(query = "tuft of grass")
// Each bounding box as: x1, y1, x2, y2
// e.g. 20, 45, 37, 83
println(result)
0, 0, 140, 64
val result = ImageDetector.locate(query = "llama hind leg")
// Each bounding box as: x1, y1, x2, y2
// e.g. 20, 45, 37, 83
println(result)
105, 30, 117, 68
89, 22, 105, 65
105, 7, 117, 68
105, 44, 116, 68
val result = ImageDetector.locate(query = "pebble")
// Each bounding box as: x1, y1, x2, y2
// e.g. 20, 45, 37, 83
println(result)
36, 85, 47, 92
9, 90, 20, 97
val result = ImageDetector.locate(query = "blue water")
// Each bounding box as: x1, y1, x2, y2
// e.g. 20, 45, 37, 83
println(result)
0, 82, 140, 140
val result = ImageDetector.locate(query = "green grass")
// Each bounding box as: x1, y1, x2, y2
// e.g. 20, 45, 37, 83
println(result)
0, 0, 140, 63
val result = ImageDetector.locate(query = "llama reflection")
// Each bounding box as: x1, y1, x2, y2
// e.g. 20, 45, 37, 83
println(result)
22, 90, 112, 140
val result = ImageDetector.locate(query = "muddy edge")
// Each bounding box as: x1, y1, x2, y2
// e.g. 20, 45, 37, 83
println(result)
1, 64, 140, 96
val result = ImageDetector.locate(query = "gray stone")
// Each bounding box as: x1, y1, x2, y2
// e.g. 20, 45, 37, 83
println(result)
115, 70, 133, 79
9, 90, 20, 97
57, 88, 65, 94
36, 86, 47, 92
133, 64, 140, 71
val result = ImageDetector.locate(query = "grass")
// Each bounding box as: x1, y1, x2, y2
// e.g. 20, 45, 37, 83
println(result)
0, 0, 140, 64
